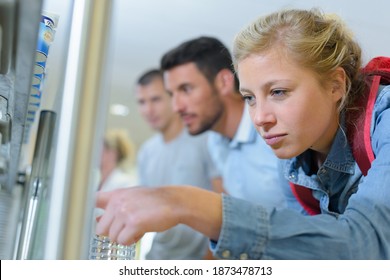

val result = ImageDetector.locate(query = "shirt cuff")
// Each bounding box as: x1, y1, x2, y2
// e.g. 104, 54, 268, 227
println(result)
210, 194, 269, 259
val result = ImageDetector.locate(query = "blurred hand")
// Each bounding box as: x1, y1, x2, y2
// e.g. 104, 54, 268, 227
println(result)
95, 185, 223, 245
95, 186, 180, 245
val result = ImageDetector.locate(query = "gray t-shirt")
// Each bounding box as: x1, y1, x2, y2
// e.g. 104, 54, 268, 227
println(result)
137, 128, 219, 259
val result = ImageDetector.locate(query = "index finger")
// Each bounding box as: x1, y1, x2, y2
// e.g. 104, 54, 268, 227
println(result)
96, 191, 112, 209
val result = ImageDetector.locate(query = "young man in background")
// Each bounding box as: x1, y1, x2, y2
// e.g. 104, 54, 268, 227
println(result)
135, 69, 222, 259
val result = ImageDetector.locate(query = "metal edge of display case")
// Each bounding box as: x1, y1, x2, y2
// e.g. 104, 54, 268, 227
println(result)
0, 0, 43, 260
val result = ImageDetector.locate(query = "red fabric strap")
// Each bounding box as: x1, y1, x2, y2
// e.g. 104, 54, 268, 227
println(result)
290, 183, 321, 215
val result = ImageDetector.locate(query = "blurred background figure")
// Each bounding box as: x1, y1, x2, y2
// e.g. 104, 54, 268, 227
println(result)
98, 129, 137, 192
95, 129, 139, 259
135, 69, 222, 259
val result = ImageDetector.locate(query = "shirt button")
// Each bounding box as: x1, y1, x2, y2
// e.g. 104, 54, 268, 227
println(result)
221, 250, 230, 258
288, 173, 296, 180
239, 253, 248, 260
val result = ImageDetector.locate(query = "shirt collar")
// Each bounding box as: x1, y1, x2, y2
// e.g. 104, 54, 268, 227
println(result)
322, 120, 355, 174
231, 103, 257, 146
285, 113, 356, 175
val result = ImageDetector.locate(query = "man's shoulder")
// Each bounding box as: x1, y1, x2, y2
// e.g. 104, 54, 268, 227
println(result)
138, 134, 162, 154
207, 131, 227, 146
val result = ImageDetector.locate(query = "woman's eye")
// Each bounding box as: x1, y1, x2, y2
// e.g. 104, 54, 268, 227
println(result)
242, 95, 255, 105
271, 89, 287, 97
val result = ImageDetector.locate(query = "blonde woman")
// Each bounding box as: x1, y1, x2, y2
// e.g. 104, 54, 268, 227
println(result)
99, 129, 136, 192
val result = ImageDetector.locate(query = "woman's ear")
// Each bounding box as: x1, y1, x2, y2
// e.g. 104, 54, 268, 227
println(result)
215, 69, 235, 96
330, 67, 347, 102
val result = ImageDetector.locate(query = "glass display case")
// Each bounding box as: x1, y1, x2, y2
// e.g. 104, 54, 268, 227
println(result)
0, 0, 114, 259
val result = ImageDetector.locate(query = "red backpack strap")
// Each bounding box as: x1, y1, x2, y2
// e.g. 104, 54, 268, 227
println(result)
347, 56, 390, 175
362, 56, 390, 83
290, 183, 321, 215
346, 75, 379, 175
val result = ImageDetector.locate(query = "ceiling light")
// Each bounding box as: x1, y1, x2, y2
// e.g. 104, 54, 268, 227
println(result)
109, 104, 129, 116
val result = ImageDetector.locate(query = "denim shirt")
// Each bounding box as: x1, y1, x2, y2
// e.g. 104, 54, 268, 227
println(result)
211, 84, 390, 259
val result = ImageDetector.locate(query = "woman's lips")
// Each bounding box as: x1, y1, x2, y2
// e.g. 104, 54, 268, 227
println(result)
263, 134, 286, 146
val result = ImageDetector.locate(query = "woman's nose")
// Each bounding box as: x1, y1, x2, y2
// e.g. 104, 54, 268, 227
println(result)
252, 101, 275, 127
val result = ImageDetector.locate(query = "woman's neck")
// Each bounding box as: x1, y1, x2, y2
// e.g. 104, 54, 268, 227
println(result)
100, 164, 116, 183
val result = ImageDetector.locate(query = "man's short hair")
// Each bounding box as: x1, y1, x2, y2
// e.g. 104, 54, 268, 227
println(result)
161, 36, 239, 90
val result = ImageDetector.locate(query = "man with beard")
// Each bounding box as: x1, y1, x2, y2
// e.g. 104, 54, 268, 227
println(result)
160, 37, 286, 208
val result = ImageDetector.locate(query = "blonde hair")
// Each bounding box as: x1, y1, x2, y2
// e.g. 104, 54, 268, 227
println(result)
233, 8, 366, 111
104, 129, 135, 168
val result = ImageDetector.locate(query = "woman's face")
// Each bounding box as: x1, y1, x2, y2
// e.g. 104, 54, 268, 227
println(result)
237, 50, 342, 159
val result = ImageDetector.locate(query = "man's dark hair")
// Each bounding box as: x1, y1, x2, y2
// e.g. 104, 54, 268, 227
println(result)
137, 69, 163, 86
160, 36, 239, 91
